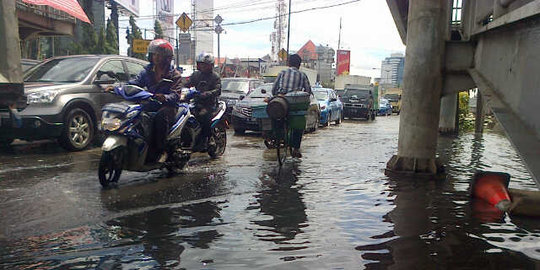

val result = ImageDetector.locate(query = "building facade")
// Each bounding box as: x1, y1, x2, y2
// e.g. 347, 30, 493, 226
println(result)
297, 40, 335, 85
194, 0, 214, 56
380, 53, 405, 87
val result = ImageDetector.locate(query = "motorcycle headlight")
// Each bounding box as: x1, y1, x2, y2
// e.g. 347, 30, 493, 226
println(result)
101, 118, 122, 131
26, 91, 59, 104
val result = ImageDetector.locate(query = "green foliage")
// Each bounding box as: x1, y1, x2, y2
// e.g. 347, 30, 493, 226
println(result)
105, 19, 119, 54
154, 20, 164, 39
128, 16, 146, 60
459, 91, 474, 132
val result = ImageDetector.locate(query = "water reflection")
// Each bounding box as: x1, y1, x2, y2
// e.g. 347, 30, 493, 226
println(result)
252, 161, 308, 251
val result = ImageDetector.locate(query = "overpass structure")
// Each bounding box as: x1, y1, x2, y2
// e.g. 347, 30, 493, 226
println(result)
385, 0, 540, 185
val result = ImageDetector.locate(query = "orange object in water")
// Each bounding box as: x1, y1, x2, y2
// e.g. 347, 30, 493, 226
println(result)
471, 171, 511, 212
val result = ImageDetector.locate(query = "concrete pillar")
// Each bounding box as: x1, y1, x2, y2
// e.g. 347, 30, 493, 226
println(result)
0, 0, 24, 107
439, 93, 459, 134
475, 91, 485, 133
386, 0, 447, 176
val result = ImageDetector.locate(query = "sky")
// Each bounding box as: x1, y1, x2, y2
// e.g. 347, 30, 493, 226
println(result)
116, 0, 405, 79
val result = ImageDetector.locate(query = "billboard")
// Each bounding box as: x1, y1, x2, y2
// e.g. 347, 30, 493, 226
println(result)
157, 0, 174, 40
116, 0, 140, 17
336, 50, 351, 76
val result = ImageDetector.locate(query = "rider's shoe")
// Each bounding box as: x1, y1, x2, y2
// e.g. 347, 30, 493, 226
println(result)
291, 148, 302, 158
157, 152, 168, 163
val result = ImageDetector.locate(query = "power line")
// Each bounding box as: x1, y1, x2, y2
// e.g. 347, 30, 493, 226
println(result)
222, 0, 362, 26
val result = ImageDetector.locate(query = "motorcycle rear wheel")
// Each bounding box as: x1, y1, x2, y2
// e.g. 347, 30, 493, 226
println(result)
98, 149, 123, 188
208, 125, 227, 158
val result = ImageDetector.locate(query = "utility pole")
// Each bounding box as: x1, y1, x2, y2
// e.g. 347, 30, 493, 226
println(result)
337, 17, 342, 51
0, 0, 24, 107
286, 0, 291, 60
215, 15, 223, 71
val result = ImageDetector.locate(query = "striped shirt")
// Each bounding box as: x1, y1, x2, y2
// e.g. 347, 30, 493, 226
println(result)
272, 67, 312, 95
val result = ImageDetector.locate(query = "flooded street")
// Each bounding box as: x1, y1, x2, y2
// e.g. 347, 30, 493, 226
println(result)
0, 116, 539, 269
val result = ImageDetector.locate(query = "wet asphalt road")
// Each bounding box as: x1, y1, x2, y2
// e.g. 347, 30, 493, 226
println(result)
0, 116, 539, 269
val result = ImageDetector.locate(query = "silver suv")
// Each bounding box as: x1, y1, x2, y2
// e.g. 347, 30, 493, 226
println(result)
0, 55, 148, 151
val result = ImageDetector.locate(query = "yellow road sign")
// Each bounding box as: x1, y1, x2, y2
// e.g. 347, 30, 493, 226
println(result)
133, 39, 151, 54
176, 13, 193, 32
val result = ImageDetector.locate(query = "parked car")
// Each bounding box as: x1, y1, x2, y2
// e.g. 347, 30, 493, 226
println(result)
232, 84, 320, 134
219, 78, 264, 119
378, 98, 393, 116
21, 59, 41, 72
313, 88, 343, 126
0, 55, 148, 150
342, 86, 376, 120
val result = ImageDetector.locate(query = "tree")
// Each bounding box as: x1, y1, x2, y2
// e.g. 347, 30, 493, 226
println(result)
128, 16, 145, 59
81, 23, 98, 54
105, 19, 118, 54
154, 20, 164, 39
96, 27, 106, 54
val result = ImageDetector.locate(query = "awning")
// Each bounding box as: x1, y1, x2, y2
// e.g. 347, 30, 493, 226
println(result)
22, 0, 91, 23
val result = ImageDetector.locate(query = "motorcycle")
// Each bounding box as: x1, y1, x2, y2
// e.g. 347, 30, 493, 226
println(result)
98, 84, 227, 187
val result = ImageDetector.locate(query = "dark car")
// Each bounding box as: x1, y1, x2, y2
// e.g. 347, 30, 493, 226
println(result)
232, 83, 320, 134
0, 55, 148, 150
21, 59, 41, 72
342, 87, 376, 120
219, 78, 264, 118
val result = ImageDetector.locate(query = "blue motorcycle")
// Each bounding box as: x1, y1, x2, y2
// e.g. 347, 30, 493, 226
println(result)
98, 84, 227, 187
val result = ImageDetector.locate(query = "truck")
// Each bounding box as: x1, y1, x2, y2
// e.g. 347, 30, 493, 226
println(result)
334, 75, 371, 91
383, 88, 402, 114
262, 65, 318, 87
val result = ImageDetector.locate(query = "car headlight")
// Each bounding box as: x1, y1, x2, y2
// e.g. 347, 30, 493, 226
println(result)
26, 91, 59, 104
101, 118, 122, 131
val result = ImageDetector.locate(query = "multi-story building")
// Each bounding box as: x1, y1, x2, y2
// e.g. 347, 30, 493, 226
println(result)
194, 0, 214, 56
297, 40, 335, 85
380, 53, 405, 88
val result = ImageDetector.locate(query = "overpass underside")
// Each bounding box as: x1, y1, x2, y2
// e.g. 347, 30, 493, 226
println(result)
386, 0, 540, 185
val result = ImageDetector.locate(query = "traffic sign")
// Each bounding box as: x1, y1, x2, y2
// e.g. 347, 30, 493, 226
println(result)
215, 24, 223, 34
133, 39, 151, 53
214, 15, 223, 25
176, 13, 192, 32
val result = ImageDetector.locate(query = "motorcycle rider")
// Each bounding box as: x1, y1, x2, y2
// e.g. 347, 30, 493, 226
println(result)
182, 52, 221, 151
107, 39, 182, 163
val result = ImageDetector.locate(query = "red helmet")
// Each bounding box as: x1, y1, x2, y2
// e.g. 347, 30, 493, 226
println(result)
148, 39, 174, 58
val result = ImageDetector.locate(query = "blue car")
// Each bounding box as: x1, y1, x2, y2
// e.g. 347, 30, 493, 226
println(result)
313, 88, 343, 126
378, 98, 393, 116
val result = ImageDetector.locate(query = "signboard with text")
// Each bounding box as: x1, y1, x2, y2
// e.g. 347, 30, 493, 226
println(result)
133, 39, 151, 53
337, 50, 351, 76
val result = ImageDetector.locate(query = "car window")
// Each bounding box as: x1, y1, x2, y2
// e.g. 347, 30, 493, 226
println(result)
125, 61, 146, 81
313, 91, 328, 101
222, 80, 250, 93
24, 57, 100, 83
96, 60, 127, 82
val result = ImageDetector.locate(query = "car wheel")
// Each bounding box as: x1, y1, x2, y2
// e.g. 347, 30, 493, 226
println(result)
0, 138, 14, 148
234, 128, 245, 135
59, 108, 94, 151
324, 113, 331, 127
335, 112, 342, 125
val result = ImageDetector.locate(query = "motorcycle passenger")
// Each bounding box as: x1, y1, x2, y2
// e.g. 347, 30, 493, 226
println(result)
271, 54, 312, 158
109, 39, 182, 163
182, 52, 221, 151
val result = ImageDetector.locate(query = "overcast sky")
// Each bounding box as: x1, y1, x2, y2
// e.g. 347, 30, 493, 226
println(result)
117, 0, 405, 79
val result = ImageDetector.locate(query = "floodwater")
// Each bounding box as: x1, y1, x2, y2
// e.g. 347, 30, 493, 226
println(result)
0, 116, 539, 269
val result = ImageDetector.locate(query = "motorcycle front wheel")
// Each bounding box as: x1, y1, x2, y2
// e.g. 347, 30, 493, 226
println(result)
98, 148, 124, 188
208, 125, 227, 158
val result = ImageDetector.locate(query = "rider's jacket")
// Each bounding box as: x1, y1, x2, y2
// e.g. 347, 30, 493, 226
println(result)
183, 70, 221, 107
128, 63, 183, 110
